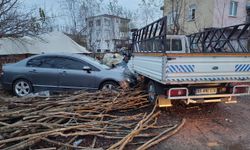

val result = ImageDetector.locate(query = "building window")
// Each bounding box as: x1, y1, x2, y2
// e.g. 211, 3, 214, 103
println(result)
96, 19, 101, 26
96, 30, 101, 38
105, 30, 111, 37
120, 20, 127, 24
96, 40, 101, 49
105, 40, 110, 48
89, 21, 93, 27
104, 18, 110, 26
229, 0, 238, 16
188, 4, 197, 21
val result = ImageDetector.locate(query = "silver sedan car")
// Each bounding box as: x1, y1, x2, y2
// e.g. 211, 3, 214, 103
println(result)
1, 53, 131, 96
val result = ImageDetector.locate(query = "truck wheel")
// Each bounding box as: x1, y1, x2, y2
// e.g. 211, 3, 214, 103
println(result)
147, 81, 158, 103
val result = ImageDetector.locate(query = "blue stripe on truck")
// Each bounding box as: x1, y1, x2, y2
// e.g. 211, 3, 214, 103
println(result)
166, 76, 250, 82
167, 65, 195, 73
235, 64, 250, 72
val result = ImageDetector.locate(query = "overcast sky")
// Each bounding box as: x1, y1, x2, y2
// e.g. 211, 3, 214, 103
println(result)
21, 0, 141, 24
22, 0, 140, 12
21, 0, 162, 28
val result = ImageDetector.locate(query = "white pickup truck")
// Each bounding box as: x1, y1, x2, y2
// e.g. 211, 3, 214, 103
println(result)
130, 17, 250, 107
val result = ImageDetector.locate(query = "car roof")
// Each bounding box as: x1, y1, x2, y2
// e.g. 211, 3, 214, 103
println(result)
32, 53, 91, 60
37, 52, 82, 57
32, 53, 109, 70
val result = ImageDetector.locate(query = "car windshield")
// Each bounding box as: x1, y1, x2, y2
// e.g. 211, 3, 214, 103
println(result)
77, 54, 110, 70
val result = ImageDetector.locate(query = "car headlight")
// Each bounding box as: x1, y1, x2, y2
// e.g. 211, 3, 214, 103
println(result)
125, 78, 131, 83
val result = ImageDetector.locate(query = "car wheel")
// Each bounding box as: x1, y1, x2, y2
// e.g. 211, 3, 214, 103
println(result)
13, 79, 33, 97
100, 81, 119, 91
147, 81, 158, 103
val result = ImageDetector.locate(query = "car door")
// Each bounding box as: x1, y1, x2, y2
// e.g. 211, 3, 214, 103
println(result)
26, 56, 60, 90
55, 57, 100, 90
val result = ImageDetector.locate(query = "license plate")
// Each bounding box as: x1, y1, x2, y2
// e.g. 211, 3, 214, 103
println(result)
196, 88, 217, 95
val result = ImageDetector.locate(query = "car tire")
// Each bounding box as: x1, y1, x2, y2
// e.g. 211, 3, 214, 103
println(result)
13, 79, 33, 97
100, 81, 119, 91
147, 80, 158, 103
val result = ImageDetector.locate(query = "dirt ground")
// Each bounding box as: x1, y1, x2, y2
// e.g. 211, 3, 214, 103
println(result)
155, 97, 250, 150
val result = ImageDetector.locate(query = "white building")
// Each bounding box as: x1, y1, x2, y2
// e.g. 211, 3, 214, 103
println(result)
86, 14, 130, 53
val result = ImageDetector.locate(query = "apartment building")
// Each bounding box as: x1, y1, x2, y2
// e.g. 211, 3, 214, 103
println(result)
86, 14, 130, 53
163, 0, 249, 34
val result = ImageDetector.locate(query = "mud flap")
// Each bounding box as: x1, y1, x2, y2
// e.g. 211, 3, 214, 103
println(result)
158, 95, 173, 108
225, 97, 237, 104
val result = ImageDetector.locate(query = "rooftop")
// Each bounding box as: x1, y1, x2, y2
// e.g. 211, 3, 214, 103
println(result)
86, 14, 130, 21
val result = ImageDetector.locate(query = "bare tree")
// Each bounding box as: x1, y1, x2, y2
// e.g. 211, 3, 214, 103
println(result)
60, 0, 102, 45
0, 0, 51, 38
139, 0, 163, 26
106, 0, 137, 28
169, 0, 184, 34
104, 0, 137, 50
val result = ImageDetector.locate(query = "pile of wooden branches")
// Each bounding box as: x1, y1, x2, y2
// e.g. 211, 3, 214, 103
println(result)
0, 89, 185, 150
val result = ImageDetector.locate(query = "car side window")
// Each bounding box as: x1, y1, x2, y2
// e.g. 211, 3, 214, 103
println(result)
27, 56, 99, 71
40, 57, 57, 68
54, 57, 100, 71
54, 57, 85, 70
27, 56, 58, 68
27, 58, 43, 67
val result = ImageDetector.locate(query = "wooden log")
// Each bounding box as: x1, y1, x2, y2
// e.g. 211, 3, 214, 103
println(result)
136, 118, 186, 150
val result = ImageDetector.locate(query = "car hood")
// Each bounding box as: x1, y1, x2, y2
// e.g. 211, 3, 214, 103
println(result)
102, 66, 136, 83
110, 66, 126, 72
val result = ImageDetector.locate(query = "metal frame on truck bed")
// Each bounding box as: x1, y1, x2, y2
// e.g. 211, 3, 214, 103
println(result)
189, 23, 250, 53
132, 16, 250, 55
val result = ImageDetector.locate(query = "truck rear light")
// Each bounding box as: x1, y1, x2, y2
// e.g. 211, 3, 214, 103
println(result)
234, 86, 249, 94
168, 88, 188, 97
218, 87, 227, 93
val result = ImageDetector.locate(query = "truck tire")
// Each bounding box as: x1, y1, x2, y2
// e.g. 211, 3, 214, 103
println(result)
147, 81, 158, 103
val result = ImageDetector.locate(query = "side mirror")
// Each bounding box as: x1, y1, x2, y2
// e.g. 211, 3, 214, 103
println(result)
83, 66, 91, 73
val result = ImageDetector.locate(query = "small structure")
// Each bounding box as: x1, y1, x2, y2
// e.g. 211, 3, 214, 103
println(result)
86, 14, 130, 53
0, 31, 90, 70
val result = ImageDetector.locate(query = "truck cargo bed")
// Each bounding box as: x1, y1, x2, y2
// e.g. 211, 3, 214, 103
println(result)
132, 55, 250, 85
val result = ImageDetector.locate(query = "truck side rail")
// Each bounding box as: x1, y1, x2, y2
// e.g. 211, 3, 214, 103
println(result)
188, 23, 250, 53
132, 16, 168, 53
132, 16, 250, 54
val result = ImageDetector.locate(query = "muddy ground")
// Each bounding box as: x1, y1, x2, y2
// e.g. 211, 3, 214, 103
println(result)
1, 86, 250, 150
155, 97, 250, 150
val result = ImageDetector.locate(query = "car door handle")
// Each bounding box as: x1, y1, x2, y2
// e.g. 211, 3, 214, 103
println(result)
29, 69, 37, 73
60, 71, 67, 75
